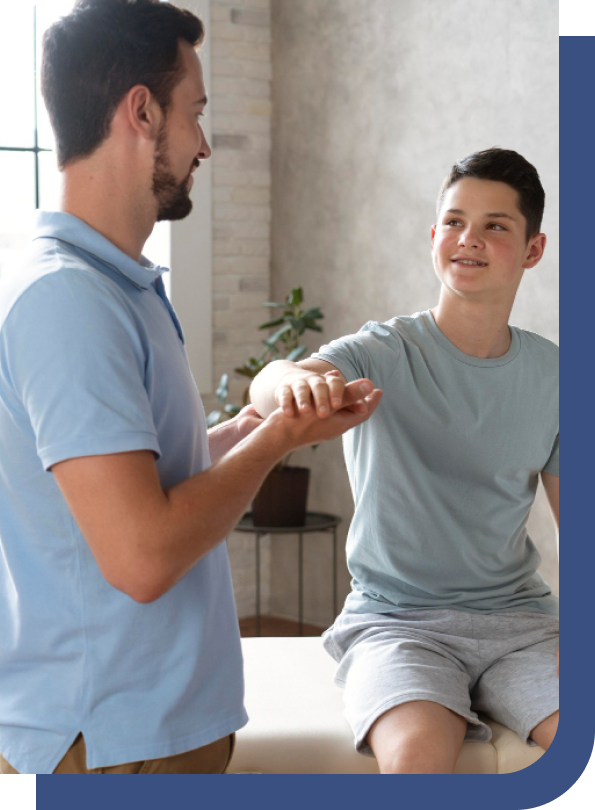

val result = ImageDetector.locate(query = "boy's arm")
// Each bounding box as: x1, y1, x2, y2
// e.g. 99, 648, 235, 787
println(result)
541, 471, 559, 539
250, 358, 374, 419
541, 470, 559, 673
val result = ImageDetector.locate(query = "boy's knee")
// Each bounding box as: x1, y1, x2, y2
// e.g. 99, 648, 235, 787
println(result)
530, 710, 559, 751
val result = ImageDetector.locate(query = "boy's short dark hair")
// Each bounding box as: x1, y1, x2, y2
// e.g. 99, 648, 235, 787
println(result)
42, 0, 204, 169
436, 148, 545, 239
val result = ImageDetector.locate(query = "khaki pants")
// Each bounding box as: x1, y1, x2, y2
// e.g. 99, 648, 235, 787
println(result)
0, 732, 234, 774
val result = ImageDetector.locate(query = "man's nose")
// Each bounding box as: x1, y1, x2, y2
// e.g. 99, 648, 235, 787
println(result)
198, 128, 212, 160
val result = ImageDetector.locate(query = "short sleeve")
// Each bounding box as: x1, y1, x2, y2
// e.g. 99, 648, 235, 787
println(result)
542, 433, 559, 477
312, 320, 402, 386
3, 268, 161, 470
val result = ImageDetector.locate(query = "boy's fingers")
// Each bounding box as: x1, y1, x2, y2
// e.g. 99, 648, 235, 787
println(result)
276, 385, 296, 416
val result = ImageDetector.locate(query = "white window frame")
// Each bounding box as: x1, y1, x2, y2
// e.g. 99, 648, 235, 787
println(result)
162, 0, 213, 394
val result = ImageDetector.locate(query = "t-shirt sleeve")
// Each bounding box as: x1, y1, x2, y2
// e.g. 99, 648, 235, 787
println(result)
312, 320, 402, 385
542, 433, 559, 477
3, 269, 161, 470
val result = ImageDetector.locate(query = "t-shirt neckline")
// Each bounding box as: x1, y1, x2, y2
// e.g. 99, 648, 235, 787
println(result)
421, 310, 520, 367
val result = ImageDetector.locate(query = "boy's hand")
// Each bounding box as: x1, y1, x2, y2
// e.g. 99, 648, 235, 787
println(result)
276, 369, 375, 418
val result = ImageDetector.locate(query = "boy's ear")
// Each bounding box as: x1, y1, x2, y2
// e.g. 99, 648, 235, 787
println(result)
123, 85, 163, 140
522, 233, 547, 269
431, 225, 436, 247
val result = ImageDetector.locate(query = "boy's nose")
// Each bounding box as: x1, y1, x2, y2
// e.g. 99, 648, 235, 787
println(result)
458, 226, 484, 249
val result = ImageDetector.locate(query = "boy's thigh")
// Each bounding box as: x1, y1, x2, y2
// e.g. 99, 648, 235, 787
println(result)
324, 611, 491, 755
368, 700, 468, 773
472, 612, 559, 744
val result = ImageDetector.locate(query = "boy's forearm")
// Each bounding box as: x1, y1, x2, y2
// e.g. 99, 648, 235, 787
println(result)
250, 359, 304, 417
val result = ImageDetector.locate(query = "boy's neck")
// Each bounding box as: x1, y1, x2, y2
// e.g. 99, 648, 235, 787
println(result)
430, 294, 514, 359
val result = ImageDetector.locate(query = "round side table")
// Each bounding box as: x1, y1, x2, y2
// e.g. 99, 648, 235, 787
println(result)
233, 512, 341, 636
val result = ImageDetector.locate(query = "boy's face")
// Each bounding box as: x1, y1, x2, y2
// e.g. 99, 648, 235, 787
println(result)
431, 177, 545, 301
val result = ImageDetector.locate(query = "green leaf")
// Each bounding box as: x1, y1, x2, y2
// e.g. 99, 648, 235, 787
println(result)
224, 403, 241, 416
302, 307, 324, 320
286, 345, 308, 361
234, 366, 259, 378
262, 301, 286, 308
206, 410, 222, 427
215, 373, 229, 403
288, 287, 303, 307
258, 316, 286, 330
266, 322, 293, 344
303, 322, 323, 332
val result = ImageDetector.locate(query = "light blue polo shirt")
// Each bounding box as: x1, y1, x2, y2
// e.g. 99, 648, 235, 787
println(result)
0, 211, 247, 774
314, 312, 559, 617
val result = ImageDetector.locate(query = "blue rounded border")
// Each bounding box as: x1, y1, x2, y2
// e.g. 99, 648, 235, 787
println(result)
35, 32, 593, 810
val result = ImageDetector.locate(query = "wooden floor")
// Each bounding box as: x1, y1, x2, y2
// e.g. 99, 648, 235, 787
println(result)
239, 615, 325, 637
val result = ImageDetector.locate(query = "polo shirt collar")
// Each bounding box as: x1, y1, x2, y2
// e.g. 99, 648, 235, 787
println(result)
34, 210, 169, 290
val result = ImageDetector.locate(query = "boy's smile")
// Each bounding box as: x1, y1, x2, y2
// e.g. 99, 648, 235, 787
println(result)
431, 177, 545, 301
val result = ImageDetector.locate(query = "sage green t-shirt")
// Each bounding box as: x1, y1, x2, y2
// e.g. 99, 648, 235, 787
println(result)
314, 310, 559, 616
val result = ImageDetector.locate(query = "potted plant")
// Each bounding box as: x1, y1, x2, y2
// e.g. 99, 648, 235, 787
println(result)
207, 287, 324, 527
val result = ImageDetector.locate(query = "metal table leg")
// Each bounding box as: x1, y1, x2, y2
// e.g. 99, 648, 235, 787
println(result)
298, 532, 303, 636
332, 526, 338, 619
255, 532, 262, 637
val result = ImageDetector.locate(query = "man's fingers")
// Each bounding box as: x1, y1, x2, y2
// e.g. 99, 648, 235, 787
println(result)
325, 372, 346, 409
276, 373, 377, 422
310, 376, 332, 416
276, 385, 297, 417
341, 378, 374, 406
328, 389, 383, 430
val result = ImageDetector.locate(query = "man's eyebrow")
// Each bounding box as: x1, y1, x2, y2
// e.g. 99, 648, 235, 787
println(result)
445, 208, 517, 221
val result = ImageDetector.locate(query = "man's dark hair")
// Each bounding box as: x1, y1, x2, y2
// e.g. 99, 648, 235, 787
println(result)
42, 0, 204, 169
436, 148, 545, 239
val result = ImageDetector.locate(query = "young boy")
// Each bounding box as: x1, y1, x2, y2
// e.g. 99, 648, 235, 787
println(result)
250, 148, 559, 774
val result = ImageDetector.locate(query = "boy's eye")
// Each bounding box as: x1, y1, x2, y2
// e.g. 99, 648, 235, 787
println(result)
487, 223, 505, 231
445, 219, 462, 226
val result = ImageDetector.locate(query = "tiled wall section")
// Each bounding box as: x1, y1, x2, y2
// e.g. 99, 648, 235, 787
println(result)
206, 0, 272, 618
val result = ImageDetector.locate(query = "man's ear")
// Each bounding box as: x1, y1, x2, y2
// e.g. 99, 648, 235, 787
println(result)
522, 233, 547, 269
123, 85, 163, 140
430, 225, 436, 248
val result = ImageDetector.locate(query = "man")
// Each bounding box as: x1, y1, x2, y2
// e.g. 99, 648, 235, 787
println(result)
250, 148, 559, 774
0, 0, 381, 774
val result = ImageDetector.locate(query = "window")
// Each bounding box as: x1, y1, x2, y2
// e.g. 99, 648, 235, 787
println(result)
0, 0, 212, 392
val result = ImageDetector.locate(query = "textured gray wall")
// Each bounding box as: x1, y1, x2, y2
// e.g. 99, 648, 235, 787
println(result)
269, 0, 559, 625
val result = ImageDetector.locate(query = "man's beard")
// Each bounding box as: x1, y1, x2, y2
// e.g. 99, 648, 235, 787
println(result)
152, 122, 195, 222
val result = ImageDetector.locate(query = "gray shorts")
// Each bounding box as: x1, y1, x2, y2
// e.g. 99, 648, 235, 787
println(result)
322, 608, 559, 755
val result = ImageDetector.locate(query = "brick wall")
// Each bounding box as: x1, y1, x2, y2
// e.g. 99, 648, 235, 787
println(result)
206, 0, 273, 618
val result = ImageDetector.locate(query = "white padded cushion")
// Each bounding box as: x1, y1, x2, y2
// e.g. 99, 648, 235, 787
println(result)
230, 637, 543, 774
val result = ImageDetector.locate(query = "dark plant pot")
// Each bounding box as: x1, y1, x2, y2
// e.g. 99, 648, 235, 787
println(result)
252, 466, 310, 527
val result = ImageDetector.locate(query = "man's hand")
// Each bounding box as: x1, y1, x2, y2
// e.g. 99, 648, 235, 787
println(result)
275, 369, 374, 419
234, 404, 265, 440
266, 383, 383, 451
208, 405, 264, 463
